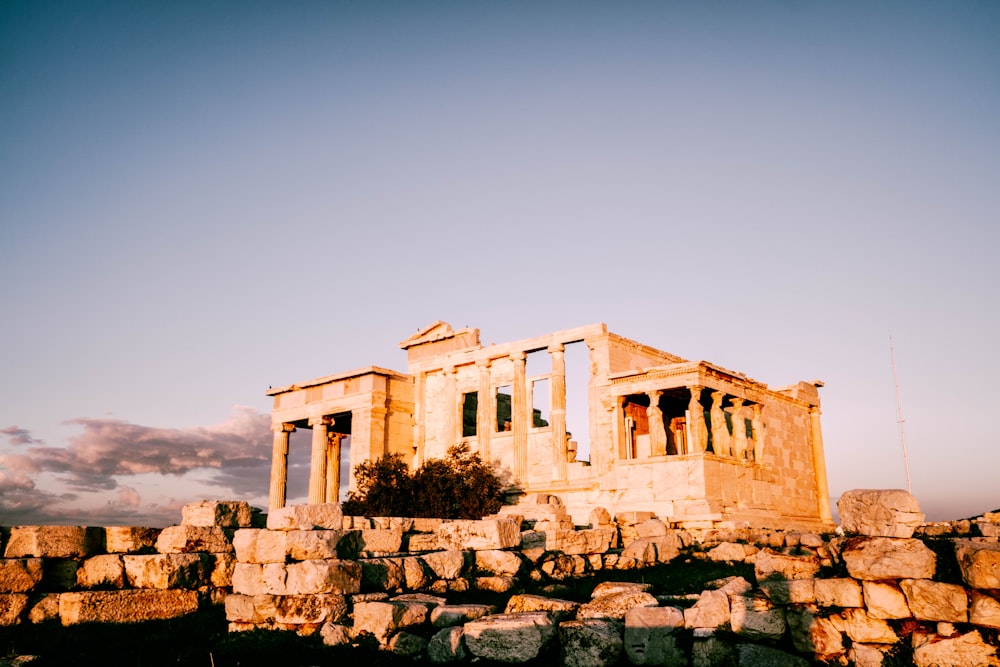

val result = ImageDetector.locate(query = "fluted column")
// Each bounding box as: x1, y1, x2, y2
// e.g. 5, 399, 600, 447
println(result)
646, 390, 667, 456
751, 404, 765, 463
326, 432, 342, 503
477, 360, 492, 460
308, 416, 329, 504
731, 398, 748, 460
443, 366, 457, 445
268, 423, 295, 511
809, 407, 833, 524
687, 386, 708, 453
511, 352, 528, 483
549, 344, 568, 480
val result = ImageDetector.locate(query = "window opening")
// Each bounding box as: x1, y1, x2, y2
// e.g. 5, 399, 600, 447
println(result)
462, 392, 478, 437
496, 385, 513, 432
531, 378, 550, 427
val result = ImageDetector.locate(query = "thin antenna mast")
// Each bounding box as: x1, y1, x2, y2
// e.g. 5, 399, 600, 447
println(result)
889, 335, 912, 493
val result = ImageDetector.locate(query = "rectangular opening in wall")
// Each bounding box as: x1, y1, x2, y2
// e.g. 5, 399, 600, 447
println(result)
496, 385, 512, 432
531, 378, 550, 427
564, 342, 591, 462
462, 392, 478, 437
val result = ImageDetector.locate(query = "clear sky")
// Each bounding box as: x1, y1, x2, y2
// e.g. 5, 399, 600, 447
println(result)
2, 1, 998, 527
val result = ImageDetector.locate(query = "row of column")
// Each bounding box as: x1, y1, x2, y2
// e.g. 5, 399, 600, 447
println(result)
268, 418, 343, 511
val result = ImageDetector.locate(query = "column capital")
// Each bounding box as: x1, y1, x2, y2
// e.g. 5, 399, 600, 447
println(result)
646, 389, 663, 401
547, 343, 565, 354
308, 416, 332, 427
476, 358, 492, 369
271, 423, 296, 433
509, 351, 526, 363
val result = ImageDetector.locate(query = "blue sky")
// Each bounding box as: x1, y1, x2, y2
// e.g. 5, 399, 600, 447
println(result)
2, 1, 998, 526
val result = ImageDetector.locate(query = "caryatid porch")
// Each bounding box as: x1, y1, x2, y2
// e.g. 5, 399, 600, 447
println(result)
265, 367, 415, 510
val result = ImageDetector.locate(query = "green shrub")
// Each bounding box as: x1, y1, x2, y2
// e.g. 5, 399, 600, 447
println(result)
342, 443, 504, 519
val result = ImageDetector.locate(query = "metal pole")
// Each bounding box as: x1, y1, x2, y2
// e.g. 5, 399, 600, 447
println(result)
890, 335, 912, 493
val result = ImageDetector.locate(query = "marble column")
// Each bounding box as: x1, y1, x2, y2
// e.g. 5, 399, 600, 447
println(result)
442, 366, 457, 446
646, 390, 667, 456
751, 404, 765, 463
709, 391, 732, 457
326, 432, 342, 503
268, 423, 295, 511
731, 398, 748, 460
549, 343, 568, 480
687, 386, 708, 453
511, 352, 528, 482
809, 407, 834, 524
308, 417, 330, 504
477, 360, 492, 460
612, 396, 627, 459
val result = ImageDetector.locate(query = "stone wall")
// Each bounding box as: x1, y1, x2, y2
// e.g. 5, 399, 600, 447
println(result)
2, 493, 999, 666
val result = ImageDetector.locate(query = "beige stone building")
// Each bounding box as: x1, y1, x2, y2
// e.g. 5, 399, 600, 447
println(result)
267, 321, 833, 530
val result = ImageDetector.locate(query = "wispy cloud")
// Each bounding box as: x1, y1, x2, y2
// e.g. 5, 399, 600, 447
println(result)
0, 407, 283, 526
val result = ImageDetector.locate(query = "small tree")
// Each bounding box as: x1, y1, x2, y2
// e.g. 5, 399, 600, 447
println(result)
341, 443, 504, 519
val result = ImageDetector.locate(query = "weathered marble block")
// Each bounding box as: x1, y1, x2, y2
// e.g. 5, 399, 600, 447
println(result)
578, 590, 658, 621
3, 526, 103, 558
624, 606, 686, 666
359, 527, 403, 554
156, 525, 234, 554
266, 503, 344, 531
862, 581, 911, 619
899, 579, 968, 623
0, 594, 30, 626
463, 612, 557, 663
504, 594, 579, 621
104, 527, 160, 554
814, 578, 863, 608
59, 590, 199, 624
560, 619, 623, 667
754, 549, 820, 581
842, 537, 936, 580
954, 539, 1000, 589
76, 555, 126, 589
436, 519, 520, 551
353, 600, 428, 644
838, 489, 924, 538
181, 500, 254, 528
122, 554, 210, 589
0, 558, 44, 592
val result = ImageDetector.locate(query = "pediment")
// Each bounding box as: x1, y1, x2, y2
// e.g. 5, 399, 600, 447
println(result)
399, 320, 456, 348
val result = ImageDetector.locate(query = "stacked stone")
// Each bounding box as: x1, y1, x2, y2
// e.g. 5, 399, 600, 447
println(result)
0, 500, 251, 626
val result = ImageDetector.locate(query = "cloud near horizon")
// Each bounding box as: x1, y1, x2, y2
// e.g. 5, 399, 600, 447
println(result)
0, 406, 296, 526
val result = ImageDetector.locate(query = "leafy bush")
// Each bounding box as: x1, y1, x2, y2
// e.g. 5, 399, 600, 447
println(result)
342, 443, 504, 519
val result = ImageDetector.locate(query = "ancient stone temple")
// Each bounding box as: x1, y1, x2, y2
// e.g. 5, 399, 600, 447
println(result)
267, 322, 833, 530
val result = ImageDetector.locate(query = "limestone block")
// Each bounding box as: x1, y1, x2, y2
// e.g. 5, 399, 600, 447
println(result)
431, 603, 493, 627
814, 578, 863, 608
842, 537, 936, 580
3, 526, 102, 558
59, 590, 199, 624
427, 626, 467, 663
123, 554, 209, 589
729, 593, 786, 640
899, 579, 968, 622
760, 578, 815, 604
436, 519, 520, 551
834, 608, 898, 644
0, 558, 44, 592
475, 576, 514, 592
545, 529, 614, 555
683, 589, 730, 630
320, 622, 351, 646
266, 503, 344, 531
210, 553, 236, 588
716, 576, 754, 596
418, 550, 464, 580
592, 581, 653, 598
735, 643, 810, 667
799, 533, 825, 548
615, 511, 655, 525
353, 600, 427, 644
754, 549, 820, 581
104, 527, 160, 553
912, 629, 1000, 667
786, 606, 844, 656
400, 556, 432, 590
622, 539, 657, 563
389, 631, 428, 657
284, 559, 360, 595
560, 619, 623, 667
182, 500, 253, 527
274, 593, 348, 625
707, 542, 758, 562
76, 555, 126, 589
862, 581, 911, 619
463, 612, 557, 662
475, 549, 522, 576
635, 519, 669, 538
578, 591, 658, 621
361, 558, 405, 591
372, 516, 414, 532
970, 591, 1000, 628
838, 489, 924, 538
156, 525, 233, 554
589, 507, 612, 528
224, 593, 269, 623
505, 594, 579, 621
623, 606, 685, 666
407, 533, 440, 552
0, 594, 29, 625
288, 530, 361, 561
954, 539, 1000, 589
28, 593, 60, 624
534, 519, 575, 531
540, 554, 588, 579
412, 517, 444, 533
848, 643, 893, 667
360, 528, 403, 554
233, 529, 282, 563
